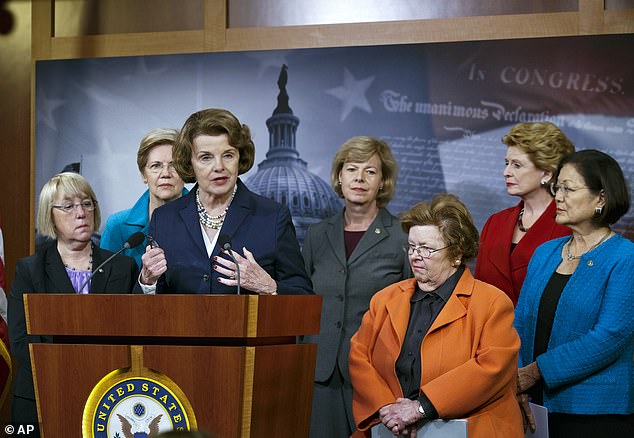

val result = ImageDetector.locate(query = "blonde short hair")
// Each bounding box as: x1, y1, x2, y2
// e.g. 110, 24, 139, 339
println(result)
37, 172, 101, 239
401, 193, 479, 262
330, 136, 398, 208
136, 128, 179, 173
502, 122, 575, 184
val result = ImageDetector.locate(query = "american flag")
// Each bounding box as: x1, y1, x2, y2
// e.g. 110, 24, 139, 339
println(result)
0, 218, 12, 406
0, 222, 6, 313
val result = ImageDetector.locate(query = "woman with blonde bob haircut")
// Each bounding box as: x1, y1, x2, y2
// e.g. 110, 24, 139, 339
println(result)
101, 128, 187, 266
303, 136, 410, 437
350, 193, 522, 438
37, 172, 102, 238
330, 136, 398, 208
9, 172, 137, 431
476, 121, 575, 305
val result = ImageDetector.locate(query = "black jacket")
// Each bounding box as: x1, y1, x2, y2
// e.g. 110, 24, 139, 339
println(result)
8, 240, 137, 399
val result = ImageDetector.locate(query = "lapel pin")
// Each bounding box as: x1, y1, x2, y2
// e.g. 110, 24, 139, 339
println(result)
374, 228, 381, 234
99, 268, 104, 273
587, 260, 593, 267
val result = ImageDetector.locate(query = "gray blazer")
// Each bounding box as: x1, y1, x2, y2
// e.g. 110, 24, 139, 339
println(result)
302, 208, 411, 383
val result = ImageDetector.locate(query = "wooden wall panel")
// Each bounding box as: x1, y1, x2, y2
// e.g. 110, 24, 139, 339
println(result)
224, 13, 582, 52
31, 1, 634, 60
579, 0, 606, 34
0, 1, 33, 288
204, 0, 227, 51
48, 30, 205, 60
604, 8, 634, 31
53, 0, 204, 37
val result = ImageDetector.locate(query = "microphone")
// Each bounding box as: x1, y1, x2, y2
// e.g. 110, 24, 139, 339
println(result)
218, 234, 240, 295
78, 232, 146, 293
123, 231, 146, 250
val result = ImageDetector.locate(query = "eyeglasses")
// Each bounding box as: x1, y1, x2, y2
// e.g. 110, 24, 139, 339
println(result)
403, 243, 451, 258
146, 162, 176, 174
549, 183, 592, 197
52, 199, 97, 214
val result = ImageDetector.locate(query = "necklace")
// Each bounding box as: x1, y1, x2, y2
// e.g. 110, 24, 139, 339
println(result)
196, 185, 238, 229
63, 244, 93, 271
517, 208, 530, 232
565, 230, 612, 261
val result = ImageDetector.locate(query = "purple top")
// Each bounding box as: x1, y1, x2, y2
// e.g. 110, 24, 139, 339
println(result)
65, 267, 91, 294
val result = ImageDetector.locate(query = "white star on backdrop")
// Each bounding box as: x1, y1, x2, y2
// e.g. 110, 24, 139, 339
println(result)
37, 90, 65, 131
326, 68, 375, 122
81, 84, 122, 107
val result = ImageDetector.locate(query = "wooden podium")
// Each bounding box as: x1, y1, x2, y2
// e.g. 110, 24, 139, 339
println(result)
25, 294, 322, 438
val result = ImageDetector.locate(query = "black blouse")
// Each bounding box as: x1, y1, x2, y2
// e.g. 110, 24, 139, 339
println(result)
529, 271, 571, 404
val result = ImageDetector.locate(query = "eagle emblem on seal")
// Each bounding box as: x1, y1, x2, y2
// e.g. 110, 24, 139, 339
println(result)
117, 413, 163, 438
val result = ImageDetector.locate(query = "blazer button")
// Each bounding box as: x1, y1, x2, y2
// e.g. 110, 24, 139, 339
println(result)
335, 321, 342, 328
203, 275, 209, 281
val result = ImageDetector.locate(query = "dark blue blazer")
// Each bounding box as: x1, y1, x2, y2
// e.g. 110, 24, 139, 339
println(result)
147, 179, 313, 295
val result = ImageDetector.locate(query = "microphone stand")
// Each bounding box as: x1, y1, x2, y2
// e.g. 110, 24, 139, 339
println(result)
77, 247, 126, 294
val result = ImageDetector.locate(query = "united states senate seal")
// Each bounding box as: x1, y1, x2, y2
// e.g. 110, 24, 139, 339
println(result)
82, 368, 197, 438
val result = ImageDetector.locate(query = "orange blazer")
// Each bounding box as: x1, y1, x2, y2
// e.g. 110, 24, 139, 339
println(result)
349, 269, 523, 438
475, 200, 571, 305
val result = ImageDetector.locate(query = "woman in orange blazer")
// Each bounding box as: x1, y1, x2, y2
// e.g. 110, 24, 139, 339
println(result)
349, 194, 523, 438
475, 122, 574, 305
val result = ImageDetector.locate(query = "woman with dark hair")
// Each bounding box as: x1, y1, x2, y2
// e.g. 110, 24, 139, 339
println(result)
302, 136, 410, 437
515, 149, 633, 437
139, 108, 312, 295
349, 194, 522, 438
476, 122, 575, 305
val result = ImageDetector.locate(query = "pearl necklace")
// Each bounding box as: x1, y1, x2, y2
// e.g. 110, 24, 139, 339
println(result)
565, 230, 612, 261
196, 185, 237, 229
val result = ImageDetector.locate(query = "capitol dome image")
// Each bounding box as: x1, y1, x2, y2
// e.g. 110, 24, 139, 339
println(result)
246, 65, 342, 243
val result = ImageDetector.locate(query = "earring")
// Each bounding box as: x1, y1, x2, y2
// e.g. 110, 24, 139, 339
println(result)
540, 180, 548, 186
595, 206, 603, 216
338, 180, 342, 186
454, 259, 461, 266
379, 185, 384, 191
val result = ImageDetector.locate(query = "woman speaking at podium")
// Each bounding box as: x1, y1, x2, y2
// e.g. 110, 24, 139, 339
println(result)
138, 108, 312, 295
8, 172, 138, 432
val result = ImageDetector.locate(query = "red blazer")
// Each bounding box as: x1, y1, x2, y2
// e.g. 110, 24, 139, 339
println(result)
475, 200, 571, 306
349, 269, 523, 438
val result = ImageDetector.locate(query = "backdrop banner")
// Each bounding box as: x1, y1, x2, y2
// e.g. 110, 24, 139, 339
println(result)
35, 34, 634, 244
